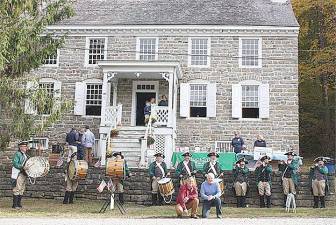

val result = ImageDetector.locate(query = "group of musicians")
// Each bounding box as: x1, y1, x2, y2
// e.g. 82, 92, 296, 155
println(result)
11, 141, 330, 217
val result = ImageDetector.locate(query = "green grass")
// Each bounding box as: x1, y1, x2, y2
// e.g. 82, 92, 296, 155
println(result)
0, 198, 335, 218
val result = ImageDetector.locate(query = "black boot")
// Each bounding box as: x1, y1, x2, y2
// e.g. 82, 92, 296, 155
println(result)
283, 195, 287, 208
152, 194, 157, 206
63, 191, 70, 204
12, 195, 18, 209
320, 196, 325, 208
313, 196, 319, 208
266, 196, 271, 208
241, 196, 246, 208
119, 193, 124, 205
236, 197, 241, 208
69, 192, 74, 204
259, 195, 265, 208
17, 195, 22, 208
157, 194, 164, 205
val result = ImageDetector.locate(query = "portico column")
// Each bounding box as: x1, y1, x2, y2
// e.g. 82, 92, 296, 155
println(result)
167, 73, 174, 128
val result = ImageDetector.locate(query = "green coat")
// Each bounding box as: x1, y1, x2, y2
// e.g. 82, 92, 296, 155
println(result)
279, 158, 300, 186
309, 165, 329, 195
148, 161, 168, 178
233, 166, 249, 183
255, 165, 273, 187
202, 161, 223, 177
12, 151, 27, 170
175, 160, 197, 178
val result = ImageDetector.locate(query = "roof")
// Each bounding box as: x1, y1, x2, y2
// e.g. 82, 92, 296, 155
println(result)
57, 0, 299, 27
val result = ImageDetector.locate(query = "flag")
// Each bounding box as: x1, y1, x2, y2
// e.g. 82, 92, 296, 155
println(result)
94, 159, 101, 168
107, 178, 114, 192
97, 180, 107, 193
56, 157, 64, 167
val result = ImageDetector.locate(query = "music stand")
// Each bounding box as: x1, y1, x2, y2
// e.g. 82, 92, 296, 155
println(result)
99, 188, 126, 214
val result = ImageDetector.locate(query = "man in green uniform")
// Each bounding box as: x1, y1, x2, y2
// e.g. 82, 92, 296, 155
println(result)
255, 155, 272, 208
176, 152, 197, 185
202, 152, 224, 178
233, 157, 249, 208
112, 152, 130, 204
63, 152, 79, 204
309, 157, 329, 208
148, 153, 170, 205
11, 141, 29, 209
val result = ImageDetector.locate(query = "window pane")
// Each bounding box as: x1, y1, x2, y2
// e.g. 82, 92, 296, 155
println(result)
242, 85, 259, 118
44, 51, 58, 65
37, 82, 54, 115
189, 84, 207, 117
86, 83, 102, 115
241, 39, 259, 67
191, 38, 209, 66
139, 38, 157, 61
88, 38, 105, 64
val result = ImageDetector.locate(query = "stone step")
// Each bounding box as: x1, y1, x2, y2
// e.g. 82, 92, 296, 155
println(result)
111, 146, 141, 153
119, 126, 147, 131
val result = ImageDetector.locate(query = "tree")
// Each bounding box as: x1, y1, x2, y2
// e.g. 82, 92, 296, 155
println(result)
292, 0, 336, 157
0, 0, 74, 148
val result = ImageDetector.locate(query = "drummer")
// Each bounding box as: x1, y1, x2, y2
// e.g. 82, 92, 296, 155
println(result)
11, 141, 29, 209
112, 152, 130, 205
148, 153, 170, 206
202, 152, 224, 179
176, 152, 197, 185
63, 152, 78, 204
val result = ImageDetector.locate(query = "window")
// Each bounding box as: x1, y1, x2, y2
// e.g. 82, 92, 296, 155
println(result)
85, 84, 102, 116
242, 85, 259, 118
44, 51, 58, 65
190, 84, 207, 117
137, 38, 158, 61
189, 38, 210, 67
37, 82, 54, 115
239, 38, 262, 68
30, 138, 49, 150
86, 38, 107, 65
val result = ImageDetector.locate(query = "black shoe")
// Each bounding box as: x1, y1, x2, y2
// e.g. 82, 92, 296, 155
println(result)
63, 191, 70, 204
266, 196, 271, 208
12, 195, 18, 209
283, 195, 287, 208
217, 215, 222, 219
313, 196, 319, 208
152, 194, 157, 206
119, 193, 124, 205
236, 197, 241, 208
69, 192, 75, 204
241, 196, 246, 208
259, 195, 265, 208
17, 195, 22, 208
320, 196, 325, 208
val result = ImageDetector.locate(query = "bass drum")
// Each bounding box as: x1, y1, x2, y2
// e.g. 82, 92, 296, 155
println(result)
24, 156, 50, 178
68, 160, 88, 180
158, 178, 174, 197
106, 158, 124, 178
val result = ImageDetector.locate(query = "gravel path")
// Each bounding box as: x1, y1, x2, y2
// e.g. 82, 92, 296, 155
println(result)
1, 218, 335, 225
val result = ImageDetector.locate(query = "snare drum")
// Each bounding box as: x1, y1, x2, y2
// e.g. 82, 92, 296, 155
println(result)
214, 178, 225, 195
158, 178, 174, 197
68, 160, 88, 180
106, 158, 124, 178
24, 156, 50, 178
181, 176, 197, 186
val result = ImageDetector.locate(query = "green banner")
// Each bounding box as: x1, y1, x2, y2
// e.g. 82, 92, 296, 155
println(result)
171, 152, 237, 171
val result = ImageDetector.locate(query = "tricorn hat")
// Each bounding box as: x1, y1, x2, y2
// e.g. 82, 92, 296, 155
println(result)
284, 151, 297, 156
112, 151, 124, 159
154, 153, 165, 158
314, 157, 327, 163
182, 152, 192, 157
207, 152, 219, 158
260, 155, 271, 161
236, 157, 248, 165
18, 141, 29, 146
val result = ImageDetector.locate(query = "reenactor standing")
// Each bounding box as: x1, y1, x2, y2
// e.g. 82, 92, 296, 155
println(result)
255, 155, 272, 208
309, 157, 329, 208
233, 158, 249, 207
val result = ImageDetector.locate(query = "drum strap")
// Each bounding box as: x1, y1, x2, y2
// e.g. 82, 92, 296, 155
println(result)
156, 162, 165, 177
183, 161, 191, 176
209, 161, 218, 177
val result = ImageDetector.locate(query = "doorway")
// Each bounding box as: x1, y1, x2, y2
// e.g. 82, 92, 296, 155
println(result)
136, 92, 156, 126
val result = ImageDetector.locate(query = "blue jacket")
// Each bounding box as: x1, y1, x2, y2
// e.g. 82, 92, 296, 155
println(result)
231, 137, 244, 153
144, 104, 151, 115
66, 130, 79, 146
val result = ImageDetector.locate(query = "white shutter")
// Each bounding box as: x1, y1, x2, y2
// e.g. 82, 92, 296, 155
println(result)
206, 83, 216, 117
179, 83, 190, 117
232, 84, 242, 118
259, 83, 270, 118
53, 80, 62, 111
24, 81, 37, 115
74, 82, 86, 116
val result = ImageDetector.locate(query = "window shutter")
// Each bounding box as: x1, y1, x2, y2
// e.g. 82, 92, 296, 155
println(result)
24, 81, 37, 115
179, 83, 190, 117
74, 82, 86, 116
232, 84, 242, 118
206, 83, 216, 117
259, 83, 270, 118
53, 80, 62, 111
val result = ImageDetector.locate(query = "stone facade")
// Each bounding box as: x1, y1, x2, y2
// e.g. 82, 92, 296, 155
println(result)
24, 31, 299, 154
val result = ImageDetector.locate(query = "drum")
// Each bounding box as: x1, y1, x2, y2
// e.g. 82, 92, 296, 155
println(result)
158, 178, 174, 197
214, 178, 225, 195
181, 176, 197, 186
23, 156, 50, 178
106, 158, 124, 178
68, 160, 88, 180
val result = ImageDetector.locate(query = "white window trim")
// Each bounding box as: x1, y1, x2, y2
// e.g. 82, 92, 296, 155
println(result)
30, 137, 49, 150
187, 79, 210, 119
83, 78, 103, 118
188, 37, 211, 68
135, 37, 159, 61
239, 80, 262, 120
42, 49, 60, 67
37, 78, 59, 116
238, 37, 262, 69
84, 37, 108, 67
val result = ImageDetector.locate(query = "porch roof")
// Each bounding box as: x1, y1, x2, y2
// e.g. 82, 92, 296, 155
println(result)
98, 60, 183, 79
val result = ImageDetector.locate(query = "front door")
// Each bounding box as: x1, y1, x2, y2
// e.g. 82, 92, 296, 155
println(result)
136, 92, 156, 126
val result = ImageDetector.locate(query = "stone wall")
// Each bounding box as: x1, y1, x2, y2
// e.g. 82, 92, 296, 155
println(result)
0, 165, 334, 207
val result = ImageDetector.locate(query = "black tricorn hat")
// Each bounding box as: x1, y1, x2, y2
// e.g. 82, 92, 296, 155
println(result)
207, 152, 219, 158
182, 152, 192, 157
284, 151, 297, 156
154, 153, 165, 158
113, 152, 124, 159
18, 141, 29, 146
260, 155, 271, 161
236, 157, 248, 165
314, 157, 327, 163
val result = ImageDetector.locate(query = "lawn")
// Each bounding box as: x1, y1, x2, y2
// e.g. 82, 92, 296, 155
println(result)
0, 198, 335, 218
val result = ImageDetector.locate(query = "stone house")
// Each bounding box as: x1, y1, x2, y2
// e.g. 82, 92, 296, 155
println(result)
23, 0, 300, 168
